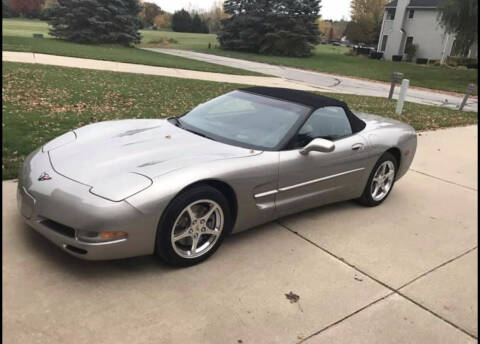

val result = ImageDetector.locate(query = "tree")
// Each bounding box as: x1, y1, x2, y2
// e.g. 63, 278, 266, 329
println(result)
346, 0, 387, 44
327, 27, 334, 42
202, 0, 227, 33
39, 0, 57, 20
171, 9, 192, 32
9, 0, 44, 17
49, 0, 141, 46
3, 0, 16, 17
139, 1, 163, 27
153, 12, 171, 29
438, 0, 478, 57
219, 0, 321, 57
191, 13, 209, 33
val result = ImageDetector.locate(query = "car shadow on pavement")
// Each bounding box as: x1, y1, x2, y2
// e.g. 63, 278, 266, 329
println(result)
17, 199, 362, 280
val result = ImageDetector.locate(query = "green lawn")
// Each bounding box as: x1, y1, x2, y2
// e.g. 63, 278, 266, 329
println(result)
3, 61, 477, 180
134, 24, 477, 95
4, 18, 476, 94
2, 19, 258, 76
189, 45, 478, 94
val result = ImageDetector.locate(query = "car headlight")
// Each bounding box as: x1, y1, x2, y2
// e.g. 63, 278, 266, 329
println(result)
42, 131, 76, 152
89, 172, 153, 202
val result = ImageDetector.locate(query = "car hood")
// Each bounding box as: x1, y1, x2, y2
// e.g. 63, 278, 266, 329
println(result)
46, 119, 259, 200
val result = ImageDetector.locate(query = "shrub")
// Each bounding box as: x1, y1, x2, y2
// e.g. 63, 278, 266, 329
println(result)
392, 55, 403, 62
354, 46, 372, 55
446, 56, 478, 68
369, 51, 383, 59
416, 58, 428, 64
345, 48, 356, 56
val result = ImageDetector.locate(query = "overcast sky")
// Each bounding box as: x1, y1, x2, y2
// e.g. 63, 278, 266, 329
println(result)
154, 0, 352, 21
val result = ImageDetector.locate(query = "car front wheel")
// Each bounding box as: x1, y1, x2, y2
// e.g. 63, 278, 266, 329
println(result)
155, 185, 232, 266
357, 152, 397, 207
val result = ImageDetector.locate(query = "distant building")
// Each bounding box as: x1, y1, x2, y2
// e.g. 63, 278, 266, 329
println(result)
377, 0, 477, 62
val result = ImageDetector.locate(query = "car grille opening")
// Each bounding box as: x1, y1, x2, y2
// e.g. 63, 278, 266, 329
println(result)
40, 219, 76, 238
64, 245, 87, 255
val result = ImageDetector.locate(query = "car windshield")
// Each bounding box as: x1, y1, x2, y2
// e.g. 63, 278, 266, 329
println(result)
177, 91, 311, 150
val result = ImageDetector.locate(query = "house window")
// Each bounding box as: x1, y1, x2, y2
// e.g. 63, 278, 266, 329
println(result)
408, 9, 414, 18
381, 35, 388, 52
404, 36, 414, 53
386, 8, 396, 20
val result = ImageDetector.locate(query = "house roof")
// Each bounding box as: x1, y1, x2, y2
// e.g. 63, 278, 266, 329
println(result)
385, 0, 440, 8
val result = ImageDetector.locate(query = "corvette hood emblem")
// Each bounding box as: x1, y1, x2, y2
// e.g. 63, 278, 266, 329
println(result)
38, 172, 52, 181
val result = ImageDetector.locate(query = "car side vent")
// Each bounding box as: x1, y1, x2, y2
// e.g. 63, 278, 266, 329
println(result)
41, 219, 76, 238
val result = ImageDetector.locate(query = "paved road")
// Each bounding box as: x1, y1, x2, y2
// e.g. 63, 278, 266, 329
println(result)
3, 126, 477, 343
145, 48, 478, 112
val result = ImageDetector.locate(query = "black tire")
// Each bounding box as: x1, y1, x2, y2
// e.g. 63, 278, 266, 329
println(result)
155, 185, 232, 267
357, 152, 398, 207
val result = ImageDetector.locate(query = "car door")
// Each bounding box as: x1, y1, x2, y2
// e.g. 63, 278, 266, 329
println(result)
275, 106, 370, 218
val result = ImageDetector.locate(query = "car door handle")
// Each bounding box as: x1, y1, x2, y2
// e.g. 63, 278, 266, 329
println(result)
352, 143, 364, 151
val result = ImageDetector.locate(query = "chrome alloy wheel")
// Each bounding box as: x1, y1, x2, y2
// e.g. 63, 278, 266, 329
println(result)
370, 161, 395, 202
171, 199, 224, 259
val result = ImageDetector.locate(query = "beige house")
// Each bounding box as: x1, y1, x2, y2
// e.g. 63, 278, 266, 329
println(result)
377, 0, 477, 62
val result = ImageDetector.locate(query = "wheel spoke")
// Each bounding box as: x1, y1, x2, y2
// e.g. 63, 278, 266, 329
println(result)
201, 205, 218, 222
173, 228, 192, 242
372, 182, 380, 196
185, 205, 197, 223
380, 163, 387, 176
204, 228, 220, 236
190, 235, 199, 254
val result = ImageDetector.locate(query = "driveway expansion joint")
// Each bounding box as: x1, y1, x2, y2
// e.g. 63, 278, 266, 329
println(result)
410, 169, 477, 191
277, 221, 478, 341
396, 246, 478, 291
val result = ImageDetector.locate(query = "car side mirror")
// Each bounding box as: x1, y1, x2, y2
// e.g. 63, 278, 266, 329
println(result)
299, 138, 335, 155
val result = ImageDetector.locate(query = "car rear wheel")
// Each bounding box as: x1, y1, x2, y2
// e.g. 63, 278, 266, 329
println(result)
155, 185, 232, 267
357, 152, 397, 207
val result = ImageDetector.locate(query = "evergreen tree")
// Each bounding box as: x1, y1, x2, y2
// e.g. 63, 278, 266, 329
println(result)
171, 9, 192, 32
191, 13, 203, 33
219, 0, 321, 57
48, 0, 141, 46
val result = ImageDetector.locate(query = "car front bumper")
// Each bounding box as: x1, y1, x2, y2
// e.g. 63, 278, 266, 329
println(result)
17, 149, 159, 260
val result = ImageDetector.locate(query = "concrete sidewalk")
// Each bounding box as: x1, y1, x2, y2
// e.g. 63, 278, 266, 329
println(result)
145, 48, 478, 112
2, 126, 477, 343
2, 51, 332, 93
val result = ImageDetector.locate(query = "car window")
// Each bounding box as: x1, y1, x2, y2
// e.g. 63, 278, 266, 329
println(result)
292, 106, 353, 148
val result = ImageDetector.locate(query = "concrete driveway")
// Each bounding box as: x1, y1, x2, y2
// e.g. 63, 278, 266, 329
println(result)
145, 49, 478, 112
3, 126, 477, 344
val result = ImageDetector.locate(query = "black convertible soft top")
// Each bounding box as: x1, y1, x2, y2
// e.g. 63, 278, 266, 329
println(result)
240, 86, 366, 133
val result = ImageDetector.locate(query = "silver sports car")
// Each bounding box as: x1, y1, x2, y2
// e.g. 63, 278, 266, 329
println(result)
18, 87, 417, 266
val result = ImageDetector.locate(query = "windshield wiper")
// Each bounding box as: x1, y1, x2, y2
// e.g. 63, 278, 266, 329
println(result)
183, 127, 216, 141
169, 117, 183, 128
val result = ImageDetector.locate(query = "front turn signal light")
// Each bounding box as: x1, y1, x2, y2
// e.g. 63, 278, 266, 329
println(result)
99, 231, 128, 240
